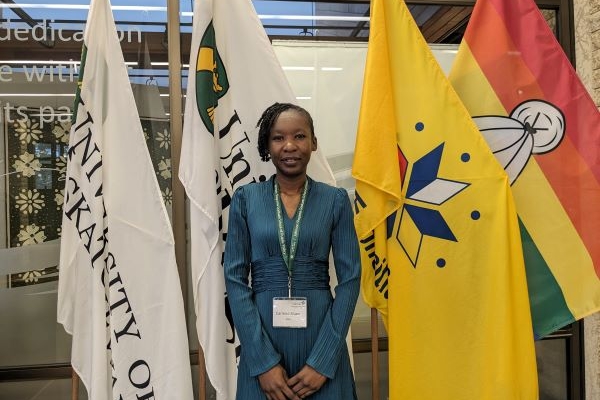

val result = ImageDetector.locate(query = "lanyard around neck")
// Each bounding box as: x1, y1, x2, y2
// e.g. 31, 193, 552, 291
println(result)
274, 178, 309, 297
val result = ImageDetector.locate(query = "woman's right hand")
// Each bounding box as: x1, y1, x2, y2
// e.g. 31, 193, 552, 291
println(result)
258, 365, 300, 400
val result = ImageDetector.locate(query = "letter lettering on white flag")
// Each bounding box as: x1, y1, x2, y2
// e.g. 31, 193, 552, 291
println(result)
57, 0, 193, 399
179, 0, 335, 398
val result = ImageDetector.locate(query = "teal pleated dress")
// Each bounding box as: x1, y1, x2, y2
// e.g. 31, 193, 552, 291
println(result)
224, 176, 361, 400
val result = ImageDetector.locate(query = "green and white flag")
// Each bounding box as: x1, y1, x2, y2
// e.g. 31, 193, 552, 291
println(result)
57, 0, 193, 399
179, 0, 334, 398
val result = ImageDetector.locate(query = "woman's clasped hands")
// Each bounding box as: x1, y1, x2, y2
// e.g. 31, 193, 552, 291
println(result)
258, 364, 327, 400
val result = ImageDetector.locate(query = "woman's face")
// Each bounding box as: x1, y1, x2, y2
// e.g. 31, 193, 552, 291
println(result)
268, 110, 317, 179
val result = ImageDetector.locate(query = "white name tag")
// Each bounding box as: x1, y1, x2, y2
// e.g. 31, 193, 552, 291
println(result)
272, 297, 307, 328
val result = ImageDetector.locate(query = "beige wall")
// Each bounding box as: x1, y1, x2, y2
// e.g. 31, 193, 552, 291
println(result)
575, 0, 600, 106
575, 0, 600, 398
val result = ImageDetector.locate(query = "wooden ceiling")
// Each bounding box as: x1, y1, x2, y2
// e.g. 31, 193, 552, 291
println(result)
415, 5, 471, 43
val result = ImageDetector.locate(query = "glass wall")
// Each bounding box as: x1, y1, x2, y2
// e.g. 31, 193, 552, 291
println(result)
0, 1, 172, 394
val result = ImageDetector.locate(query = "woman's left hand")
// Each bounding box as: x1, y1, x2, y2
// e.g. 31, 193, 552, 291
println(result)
287, 365, 327, 398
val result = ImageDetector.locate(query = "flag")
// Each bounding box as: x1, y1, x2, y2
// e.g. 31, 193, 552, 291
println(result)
352, 0, 538, 398
179, 0, 334, 398
449, 0, 600, 338
56, 0, 193, 398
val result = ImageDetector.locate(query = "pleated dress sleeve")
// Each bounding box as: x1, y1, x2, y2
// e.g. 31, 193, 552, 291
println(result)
306, 187, 361, 378
224, 186, 281, 377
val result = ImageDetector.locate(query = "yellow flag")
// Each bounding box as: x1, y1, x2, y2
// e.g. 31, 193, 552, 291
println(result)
352, 0, 538, 398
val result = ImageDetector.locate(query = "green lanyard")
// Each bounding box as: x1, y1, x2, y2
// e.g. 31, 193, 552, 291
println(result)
274, 178, 309, 298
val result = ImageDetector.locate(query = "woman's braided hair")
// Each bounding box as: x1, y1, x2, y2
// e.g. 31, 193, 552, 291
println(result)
256, 102, 315, 162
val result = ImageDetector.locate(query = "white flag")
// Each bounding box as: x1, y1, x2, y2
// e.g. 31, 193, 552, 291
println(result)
179, 0, 335, 398
57, 0, 193, 399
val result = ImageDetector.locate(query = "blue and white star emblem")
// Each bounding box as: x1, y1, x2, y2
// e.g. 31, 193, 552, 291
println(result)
393, 142, 470, 268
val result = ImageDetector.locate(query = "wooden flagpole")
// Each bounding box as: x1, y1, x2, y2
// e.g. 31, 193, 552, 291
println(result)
164, 0, 204, 398
198, 347, 207, 400
371, 308, 380, 400
71, 369, 79, 400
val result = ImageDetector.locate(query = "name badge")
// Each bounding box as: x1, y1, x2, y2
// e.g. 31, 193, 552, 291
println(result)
273, 297, 307, 328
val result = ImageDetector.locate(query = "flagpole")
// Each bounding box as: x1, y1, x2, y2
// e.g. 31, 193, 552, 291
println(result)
166, 0, 203, 399
371, 308, 380, 400
166, 0, 185, 314
198, 347, 207, 400
71, 368, 79, 400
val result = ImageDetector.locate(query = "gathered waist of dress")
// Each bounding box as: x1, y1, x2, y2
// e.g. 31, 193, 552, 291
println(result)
251, 256, 330, 293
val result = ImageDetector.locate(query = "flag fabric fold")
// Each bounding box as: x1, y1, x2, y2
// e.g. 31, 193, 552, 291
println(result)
449, 0, 600, 338
57, 0, 193, 399
352, 0, 538, 398
179, 0, 334, 398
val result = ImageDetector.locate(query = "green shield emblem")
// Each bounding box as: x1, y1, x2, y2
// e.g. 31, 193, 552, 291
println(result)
195, 21, 229, 134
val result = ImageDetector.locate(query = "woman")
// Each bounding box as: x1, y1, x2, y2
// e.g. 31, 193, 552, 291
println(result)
224, 102, 361, 400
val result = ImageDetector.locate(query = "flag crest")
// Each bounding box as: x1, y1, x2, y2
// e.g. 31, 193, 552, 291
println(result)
196, 21, 229, 133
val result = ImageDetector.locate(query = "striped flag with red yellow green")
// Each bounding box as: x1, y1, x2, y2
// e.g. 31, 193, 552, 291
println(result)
449, 0, 600, 338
